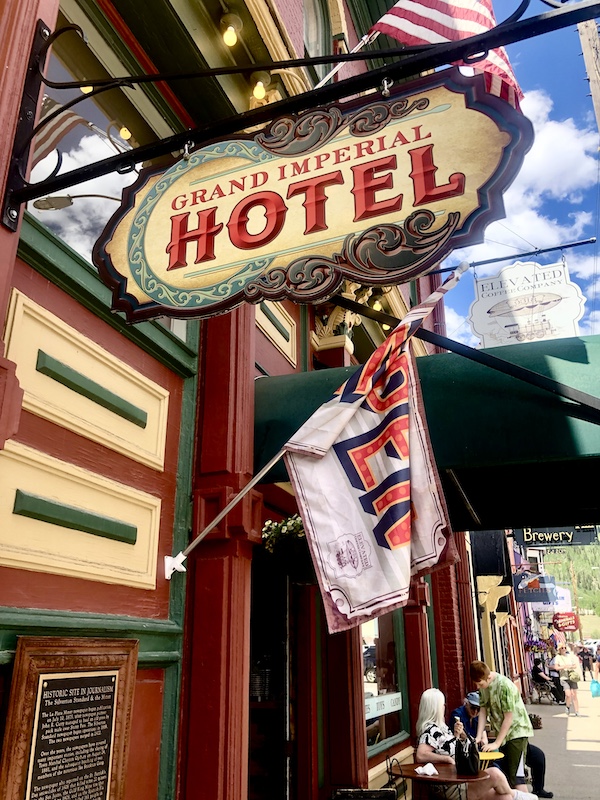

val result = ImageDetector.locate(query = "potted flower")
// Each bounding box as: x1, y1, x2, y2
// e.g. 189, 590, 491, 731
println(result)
261, 514, 316, 584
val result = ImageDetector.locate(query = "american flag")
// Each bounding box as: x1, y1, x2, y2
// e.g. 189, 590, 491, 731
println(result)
371, 0, 523, 107
31, 96, 90, 168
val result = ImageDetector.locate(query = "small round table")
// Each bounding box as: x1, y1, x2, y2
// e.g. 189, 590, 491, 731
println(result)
391, 762, 490, 800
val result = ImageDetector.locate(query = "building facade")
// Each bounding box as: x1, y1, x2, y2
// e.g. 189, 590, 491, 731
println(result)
0, 2, 491, 800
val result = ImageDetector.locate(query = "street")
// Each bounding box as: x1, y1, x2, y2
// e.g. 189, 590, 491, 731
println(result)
526, 681, 600, 800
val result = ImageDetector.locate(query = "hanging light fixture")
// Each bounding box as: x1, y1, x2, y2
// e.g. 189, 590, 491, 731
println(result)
220, 13, 242, 47
251, 71, 271, 101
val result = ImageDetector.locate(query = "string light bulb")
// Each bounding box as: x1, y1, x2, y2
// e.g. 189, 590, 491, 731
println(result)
119, 126, 132, 140
220, 13, 242, 47
251, 71, 271, 101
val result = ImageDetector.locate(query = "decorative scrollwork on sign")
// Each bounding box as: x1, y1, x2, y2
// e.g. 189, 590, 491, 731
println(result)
257, 97, 430, 156
244, 259, 342, 303
242, 210, 461, 305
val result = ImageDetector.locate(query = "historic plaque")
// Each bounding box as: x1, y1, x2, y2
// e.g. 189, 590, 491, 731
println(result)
0, 638, 138, 800
26, 672, 118, 800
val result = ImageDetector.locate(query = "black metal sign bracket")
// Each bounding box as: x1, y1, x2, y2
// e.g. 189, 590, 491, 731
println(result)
3, 1, 600, 231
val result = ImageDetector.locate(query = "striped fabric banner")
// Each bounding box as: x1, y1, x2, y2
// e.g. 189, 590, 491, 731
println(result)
31, 96, 90, 168
371, 0, 523, 107
284, 263, 467, 632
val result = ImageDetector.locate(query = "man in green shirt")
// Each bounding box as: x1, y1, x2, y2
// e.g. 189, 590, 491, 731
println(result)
471, 660, 534, 793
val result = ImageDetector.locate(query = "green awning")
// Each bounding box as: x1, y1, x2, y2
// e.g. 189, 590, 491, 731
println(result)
254, 336, 600, 531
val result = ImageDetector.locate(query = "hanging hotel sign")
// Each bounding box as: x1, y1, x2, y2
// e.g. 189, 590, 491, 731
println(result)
93, 69, 533, 322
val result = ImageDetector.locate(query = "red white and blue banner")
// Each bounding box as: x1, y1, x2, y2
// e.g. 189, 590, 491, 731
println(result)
284, 265, 466, 632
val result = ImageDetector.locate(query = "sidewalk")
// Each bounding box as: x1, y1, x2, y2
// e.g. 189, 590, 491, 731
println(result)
525, 681, 600, 800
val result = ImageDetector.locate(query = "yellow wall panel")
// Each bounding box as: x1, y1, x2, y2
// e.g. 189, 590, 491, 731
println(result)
4, 290, 169, 470
0, 440, 160, 588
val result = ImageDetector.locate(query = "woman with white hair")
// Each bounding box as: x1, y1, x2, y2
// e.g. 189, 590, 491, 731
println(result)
415, 688, 538, 800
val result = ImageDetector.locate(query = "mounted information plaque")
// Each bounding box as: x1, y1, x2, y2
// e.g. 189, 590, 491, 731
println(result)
0, 637, 138, 800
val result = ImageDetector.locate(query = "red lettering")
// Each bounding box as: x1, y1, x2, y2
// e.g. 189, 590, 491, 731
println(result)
354, 140, 376, 159
390, 131, 410, 147
351, 155, 403, 222
190, 189, 206, 205
171, 194, 188, 211
227, 192, 287, 249
166, 209, 223, 269
290, 160, 310, 176
314, 153, 330, 170
412, 125, 431, 142
287, 171, 344, 233
333, 147, 351, 164
409, 144, 465, 205
251, 171, 268, 188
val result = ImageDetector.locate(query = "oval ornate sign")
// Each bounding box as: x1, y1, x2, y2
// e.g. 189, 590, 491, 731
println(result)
93, 68, 533, 321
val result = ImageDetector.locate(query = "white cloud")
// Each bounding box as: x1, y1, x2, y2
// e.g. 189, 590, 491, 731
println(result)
28, 134, 136, 261
442, 87, 600, 336
443, 305, 480, 347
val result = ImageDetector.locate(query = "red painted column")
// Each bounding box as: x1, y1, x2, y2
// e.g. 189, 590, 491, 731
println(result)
404, 579, 433, 736
0, 1, 59, 447
454, 532, 478, 692
180, 306, 261, 800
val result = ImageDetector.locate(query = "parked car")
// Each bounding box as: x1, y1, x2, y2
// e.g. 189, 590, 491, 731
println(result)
363, 645, 376, 683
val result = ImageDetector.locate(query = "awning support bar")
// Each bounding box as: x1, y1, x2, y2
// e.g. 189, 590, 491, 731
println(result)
164, 448, 285, 579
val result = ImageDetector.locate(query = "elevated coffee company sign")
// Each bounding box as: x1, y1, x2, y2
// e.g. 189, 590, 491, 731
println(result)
94, 69, 533, 321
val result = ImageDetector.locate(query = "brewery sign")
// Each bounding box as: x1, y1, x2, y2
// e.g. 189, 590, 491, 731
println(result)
513, 525, 598, 547
94, 68, 533, 321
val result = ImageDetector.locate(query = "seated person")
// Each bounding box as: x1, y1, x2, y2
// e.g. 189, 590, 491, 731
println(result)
415, 688, 538, 800
451, 692, 553, 799
450, 692, 481, 738
531, 659, 561, 703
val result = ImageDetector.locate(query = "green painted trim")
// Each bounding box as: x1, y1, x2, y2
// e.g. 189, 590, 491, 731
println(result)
409, 281, 419, 308
13, 489, 138, 544
36, 350, 148, 428
18, 215, 198, 378
259, 302, 291, 342
0, 606, 182, 660
157, 327, 198, 799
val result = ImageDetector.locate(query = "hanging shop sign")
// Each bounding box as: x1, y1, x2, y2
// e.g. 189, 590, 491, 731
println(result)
93, 68, 533, 322
552, 612, 580, 632
469, 259, 585, 348
513, 525, 599, 547
513, 572, 558, 604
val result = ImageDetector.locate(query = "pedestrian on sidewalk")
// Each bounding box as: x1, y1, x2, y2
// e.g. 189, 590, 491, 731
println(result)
551, 644, 581, 716
594, 645, 600, 681
470, 660, 534, 793
580, 648, 593, 681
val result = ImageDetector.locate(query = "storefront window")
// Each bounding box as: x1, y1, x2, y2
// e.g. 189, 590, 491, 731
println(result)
362, 611, 409, 752
304, 0, 331, 81
27, 5, 188, 338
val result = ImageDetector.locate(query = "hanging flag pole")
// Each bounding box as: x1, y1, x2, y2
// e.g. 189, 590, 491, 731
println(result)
314, 32, 380, 88
164, 448, 286, 579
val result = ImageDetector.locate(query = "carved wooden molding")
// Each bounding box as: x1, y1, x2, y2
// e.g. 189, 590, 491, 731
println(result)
0, 637, 138, 800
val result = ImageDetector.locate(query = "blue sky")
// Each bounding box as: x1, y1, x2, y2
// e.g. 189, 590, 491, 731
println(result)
442, 12, 600, 346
